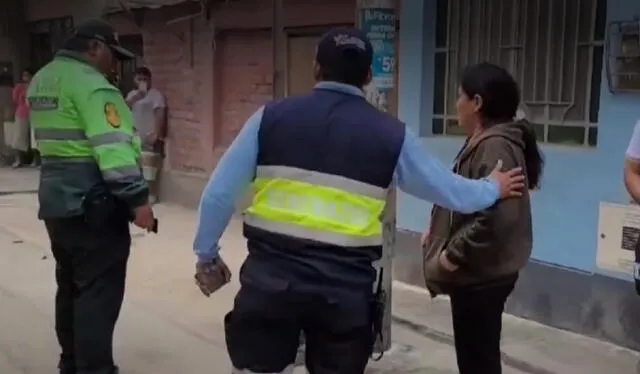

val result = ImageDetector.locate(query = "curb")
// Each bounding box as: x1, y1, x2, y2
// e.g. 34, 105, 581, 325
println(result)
0, 190, 38, 196
390, 314, 557, 374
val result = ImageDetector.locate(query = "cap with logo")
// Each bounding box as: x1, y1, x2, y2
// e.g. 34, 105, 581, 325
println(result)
73, 19, 135, 61
316, 27, 373, 75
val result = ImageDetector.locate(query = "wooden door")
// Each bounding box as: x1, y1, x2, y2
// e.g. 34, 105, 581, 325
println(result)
286, 35, 318, 96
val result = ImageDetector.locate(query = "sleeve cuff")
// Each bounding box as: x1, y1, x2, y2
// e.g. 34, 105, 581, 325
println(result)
195, 245, 220, 263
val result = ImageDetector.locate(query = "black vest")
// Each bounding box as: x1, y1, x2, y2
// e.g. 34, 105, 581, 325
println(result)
241, 86, 405, 296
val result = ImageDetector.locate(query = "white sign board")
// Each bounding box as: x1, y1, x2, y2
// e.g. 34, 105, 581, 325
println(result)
597, 202, 640, 275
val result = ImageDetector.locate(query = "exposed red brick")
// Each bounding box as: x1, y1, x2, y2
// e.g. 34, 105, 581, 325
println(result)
109, 0, 364, 174
213, 0, 356, 29
215, 30, 273, 149
134, 17, 214, 173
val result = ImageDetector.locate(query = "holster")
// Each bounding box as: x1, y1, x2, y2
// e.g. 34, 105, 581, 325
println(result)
81, 187, 129, 230
370, 268, 385, 361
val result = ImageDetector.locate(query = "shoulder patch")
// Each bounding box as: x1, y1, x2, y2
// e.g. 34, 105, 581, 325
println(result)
104, 102, 121, 128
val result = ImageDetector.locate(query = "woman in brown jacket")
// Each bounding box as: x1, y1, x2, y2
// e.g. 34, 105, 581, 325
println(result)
422, 62, 544, 374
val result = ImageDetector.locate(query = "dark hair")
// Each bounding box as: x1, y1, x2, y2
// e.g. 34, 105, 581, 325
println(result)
135, 66, 152, 79
460, 62, 544, 189
22, 68, 36, 76
318, 50, 369, 87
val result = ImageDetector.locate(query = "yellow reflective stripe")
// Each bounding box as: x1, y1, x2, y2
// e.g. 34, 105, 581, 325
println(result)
244, 213, 383, 247
245, 177, 385, 246
256, 165, 387, 200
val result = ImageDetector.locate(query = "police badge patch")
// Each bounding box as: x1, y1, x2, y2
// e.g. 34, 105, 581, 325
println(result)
104, 102, 121, 128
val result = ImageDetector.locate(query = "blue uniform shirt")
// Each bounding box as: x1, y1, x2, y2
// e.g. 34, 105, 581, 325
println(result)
193, 82, 500, 262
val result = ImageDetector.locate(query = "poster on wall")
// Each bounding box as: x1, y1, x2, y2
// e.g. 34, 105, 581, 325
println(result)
359, 7, 396, 92
596, 202, 640, 275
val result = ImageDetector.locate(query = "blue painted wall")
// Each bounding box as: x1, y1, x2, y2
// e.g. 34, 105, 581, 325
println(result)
397, 0, 640, 272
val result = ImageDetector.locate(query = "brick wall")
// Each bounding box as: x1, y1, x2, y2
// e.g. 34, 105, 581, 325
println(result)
145, 20, 215, 173
107, 0, 359, 205
215, 30, 273, 149
110, 0, 357, 178
111, 10, 216, 174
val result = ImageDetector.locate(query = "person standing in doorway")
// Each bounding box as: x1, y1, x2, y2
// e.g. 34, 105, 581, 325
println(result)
422, 62, 544, 374
126, 66, 166, 203
9, 68, 34, 168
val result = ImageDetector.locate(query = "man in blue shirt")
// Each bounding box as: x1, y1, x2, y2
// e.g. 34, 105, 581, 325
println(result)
193, 27, 524, 374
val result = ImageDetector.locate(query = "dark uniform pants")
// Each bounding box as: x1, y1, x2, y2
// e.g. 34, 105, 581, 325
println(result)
450, 275, 517, 374
44, 216, 131, 374
225, 285, 374, 374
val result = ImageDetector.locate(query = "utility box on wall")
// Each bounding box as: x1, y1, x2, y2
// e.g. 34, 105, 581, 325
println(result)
606, 18, 640, 93
597, 202, 639, 277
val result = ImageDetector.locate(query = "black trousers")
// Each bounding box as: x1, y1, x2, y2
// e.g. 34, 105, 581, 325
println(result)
44, 216, 131, 374
225, 285, 374, 374
450, 276, 517, 374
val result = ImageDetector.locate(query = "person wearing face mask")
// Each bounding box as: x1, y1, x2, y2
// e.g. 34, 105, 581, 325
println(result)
125, 66, 166, 203
27, 19, 156, 374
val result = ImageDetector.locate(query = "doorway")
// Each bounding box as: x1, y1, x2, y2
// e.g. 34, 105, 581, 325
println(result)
286, 35, 318, 96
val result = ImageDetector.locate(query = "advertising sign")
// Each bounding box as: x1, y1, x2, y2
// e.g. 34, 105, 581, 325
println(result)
360, 7, 396, 91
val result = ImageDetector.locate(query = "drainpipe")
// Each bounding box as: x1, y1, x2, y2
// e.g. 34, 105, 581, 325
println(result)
357, 0, 397, 354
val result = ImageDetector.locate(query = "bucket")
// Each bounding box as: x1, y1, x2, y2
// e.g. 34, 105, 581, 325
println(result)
141, 151, 161, 181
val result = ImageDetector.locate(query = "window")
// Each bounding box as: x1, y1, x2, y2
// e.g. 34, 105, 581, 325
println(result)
116, 34, 144, 95
28, 16, 74, 70
433, 0, 606, 146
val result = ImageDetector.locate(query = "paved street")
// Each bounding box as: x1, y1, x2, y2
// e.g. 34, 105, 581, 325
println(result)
0, 169, 638, 373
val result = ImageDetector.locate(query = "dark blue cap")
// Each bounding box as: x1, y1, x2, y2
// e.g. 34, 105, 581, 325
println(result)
316, 27, 373, 73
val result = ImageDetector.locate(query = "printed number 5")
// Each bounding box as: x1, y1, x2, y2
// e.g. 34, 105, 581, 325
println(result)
382, 56, 396, 73
381, 56, 395, 73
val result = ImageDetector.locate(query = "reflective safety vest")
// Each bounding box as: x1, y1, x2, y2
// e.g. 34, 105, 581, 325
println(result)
245, 165, 387, 247
241, 83, 405, 291
28, 50, 148, 218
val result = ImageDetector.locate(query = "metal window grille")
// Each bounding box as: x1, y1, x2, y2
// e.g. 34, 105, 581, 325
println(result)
432, 0, 606, 146
28, 16, 74, 70
116, 34, 144, 95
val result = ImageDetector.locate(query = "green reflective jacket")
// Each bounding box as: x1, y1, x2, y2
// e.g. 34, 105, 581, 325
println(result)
28, 50, 148, 219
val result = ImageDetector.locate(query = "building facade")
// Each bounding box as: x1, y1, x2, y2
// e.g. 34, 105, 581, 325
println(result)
395, 0, 640, 351
10, 0, 640, 350
17, 0, 372, 205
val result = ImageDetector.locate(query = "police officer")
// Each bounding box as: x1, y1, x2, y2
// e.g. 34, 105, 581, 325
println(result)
192, 27, 525, 374
27, 19, 156, 374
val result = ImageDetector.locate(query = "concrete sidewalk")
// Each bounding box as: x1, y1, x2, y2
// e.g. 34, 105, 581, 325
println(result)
0, 193, 521, 374
0, 192, 638, 373
0, 167, 38, 195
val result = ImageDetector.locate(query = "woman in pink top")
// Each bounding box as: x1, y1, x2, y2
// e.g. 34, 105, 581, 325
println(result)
8, 69, 34, 168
